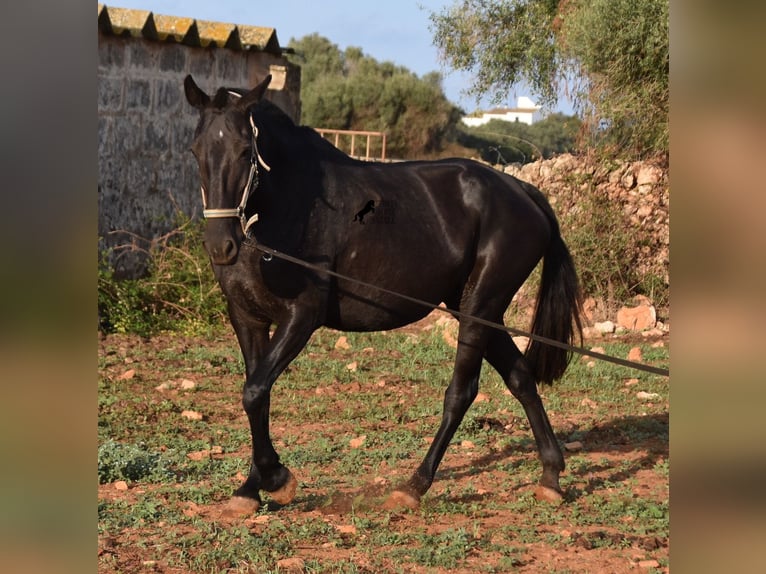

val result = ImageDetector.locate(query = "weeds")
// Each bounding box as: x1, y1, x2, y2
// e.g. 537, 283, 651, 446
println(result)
98, 217, 227, 337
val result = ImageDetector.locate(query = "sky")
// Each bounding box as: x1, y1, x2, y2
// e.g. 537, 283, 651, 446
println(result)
111, 0, 574, 114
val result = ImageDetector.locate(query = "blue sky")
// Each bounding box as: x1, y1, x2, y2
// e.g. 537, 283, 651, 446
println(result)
111, 0, 574, 114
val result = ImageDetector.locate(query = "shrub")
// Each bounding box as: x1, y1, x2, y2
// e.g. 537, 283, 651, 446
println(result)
98, 217, 227, 337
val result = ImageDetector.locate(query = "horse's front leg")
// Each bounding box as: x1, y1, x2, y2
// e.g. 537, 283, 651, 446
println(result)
227, 310, 316, 515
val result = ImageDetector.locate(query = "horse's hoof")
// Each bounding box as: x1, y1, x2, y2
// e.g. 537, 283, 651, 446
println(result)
221, 496, 260, 518
382, 489, 420, 511
534, 485, 564, 504
267, 470, 298, 505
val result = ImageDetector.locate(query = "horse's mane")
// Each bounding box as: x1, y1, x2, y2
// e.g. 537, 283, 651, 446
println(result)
255, 99, 360, 165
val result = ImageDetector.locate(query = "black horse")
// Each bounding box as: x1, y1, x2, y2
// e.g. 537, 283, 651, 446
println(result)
184, 75, 582, 515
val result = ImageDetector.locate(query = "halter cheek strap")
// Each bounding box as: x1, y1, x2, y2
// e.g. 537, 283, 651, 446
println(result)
201, 112, 271, 236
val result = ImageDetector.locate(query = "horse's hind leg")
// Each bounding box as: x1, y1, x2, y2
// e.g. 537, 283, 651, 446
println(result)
485, 330, 565, 501
385, 319, 489, 509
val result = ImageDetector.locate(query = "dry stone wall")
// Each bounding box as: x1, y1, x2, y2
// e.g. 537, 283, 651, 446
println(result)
503, 153, 669, 323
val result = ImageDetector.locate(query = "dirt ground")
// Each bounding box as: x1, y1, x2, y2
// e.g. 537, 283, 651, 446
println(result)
98, 312, 669, 573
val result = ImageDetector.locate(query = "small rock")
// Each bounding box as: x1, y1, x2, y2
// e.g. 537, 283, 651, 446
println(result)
187, 450, 207, 461
461, 440, 475, 449
118, 369, 136, 381
180, 379, 196, 390
628, 347, 643, 362
638, 559, 660, 569
617, 300, 657, 331
334, 336, 350, 350
625, 378, 640, 386
155, 382, 173, 391
349, 435, 366, 449
594, 321, 615, 334
346, 361, 358, 372
276, 557, 305, 572
636, 391, 661, 401
582, 326, 602, 339
336, 524, 357, 535
114, 480, 129, 491
564, 441, 583, 452
181, 410, 203, 421
475, 392, 490, 403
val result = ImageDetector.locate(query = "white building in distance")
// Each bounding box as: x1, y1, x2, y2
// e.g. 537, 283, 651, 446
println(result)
461, 97, 543, 127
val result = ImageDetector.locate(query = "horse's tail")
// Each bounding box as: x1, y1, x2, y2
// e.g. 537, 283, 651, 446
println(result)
522, 185, 583, 385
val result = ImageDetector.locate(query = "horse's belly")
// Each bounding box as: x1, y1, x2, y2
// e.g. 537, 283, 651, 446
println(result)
327, 266, 458, 332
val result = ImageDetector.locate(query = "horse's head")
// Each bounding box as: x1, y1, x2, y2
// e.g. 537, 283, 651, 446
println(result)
184, 74, 272, 265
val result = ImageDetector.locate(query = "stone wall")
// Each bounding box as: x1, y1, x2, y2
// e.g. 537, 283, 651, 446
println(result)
503, 154, 669, 318
97, 5, 300, 277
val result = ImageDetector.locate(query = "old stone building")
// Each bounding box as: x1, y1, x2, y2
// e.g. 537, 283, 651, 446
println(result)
97, 4, 300, 276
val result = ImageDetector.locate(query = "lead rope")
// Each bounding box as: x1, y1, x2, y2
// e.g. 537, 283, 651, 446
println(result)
249, 241, 670, 378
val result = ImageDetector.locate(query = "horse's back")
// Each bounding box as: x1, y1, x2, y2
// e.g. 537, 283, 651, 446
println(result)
321, 157, 553, 331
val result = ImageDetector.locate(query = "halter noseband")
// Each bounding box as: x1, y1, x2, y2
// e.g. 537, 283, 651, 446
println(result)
200, 105, 271, 236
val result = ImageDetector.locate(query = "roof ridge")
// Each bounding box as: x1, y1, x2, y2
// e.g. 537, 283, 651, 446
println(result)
97, 4, 282, 53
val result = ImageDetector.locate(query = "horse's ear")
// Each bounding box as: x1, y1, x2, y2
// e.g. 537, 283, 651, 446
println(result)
184, 75, 210, 109
235, 75, 272, 111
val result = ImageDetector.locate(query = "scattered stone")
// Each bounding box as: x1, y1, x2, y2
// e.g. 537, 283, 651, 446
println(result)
117, 369, 136, 381
336, 524, 358, 535
594, 321, 616, 334
636, 164, 663, 187
349, 435, 366, 449
334, 336, 350, 350
180, 379, 196, 390
638, 559, 660, 569
461, 440, 475, 449
625, 378, 640, 386
582, 326, 602, 339
346, 361, 358, 372
628, 347, 643, 362
564, 441, 583, 452
475, 392, 490, 403
187, 450, 206, 461
637, 391, 661, 401
114, 480, 129, 491
155, 382, 173, 391
181, 410, 203, 421
617, 298, 657, 331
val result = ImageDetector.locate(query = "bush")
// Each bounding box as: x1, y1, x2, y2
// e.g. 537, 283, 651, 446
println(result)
98, 439, 169, 484
98, 218, 227, 337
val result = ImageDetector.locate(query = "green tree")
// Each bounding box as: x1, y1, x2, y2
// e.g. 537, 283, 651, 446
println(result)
430, 0, 668, 158
288, 35, 461, 158
458, 113, 581, 164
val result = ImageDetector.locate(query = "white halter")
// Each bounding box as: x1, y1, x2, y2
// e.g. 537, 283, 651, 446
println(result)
200, 95, 272, 235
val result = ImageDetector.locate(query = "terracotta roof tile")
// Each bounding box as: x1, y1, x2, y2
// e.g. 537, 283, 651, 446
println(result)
98, 4, 282, 53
